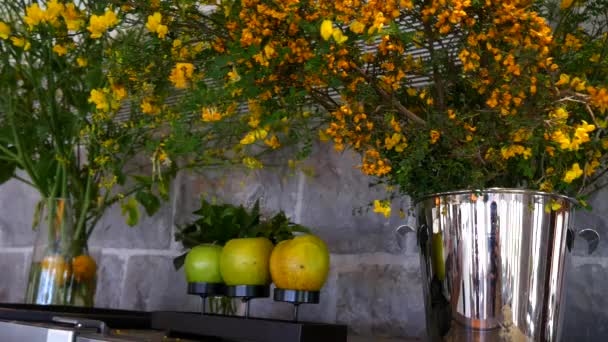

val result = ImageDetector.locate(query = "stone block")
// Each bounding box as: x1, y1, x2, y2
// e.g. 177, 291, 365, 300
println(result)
571, 188, 608, 257
0, 251, 29, 303
298, 143, 412, 254
94, 253, 126, 309
119, 255, 199, 312
0, 178, 40, 247
336, 263, 425, 339
562, 259, 608, 341
88, 202, 173, 249
174, 166, 300, 229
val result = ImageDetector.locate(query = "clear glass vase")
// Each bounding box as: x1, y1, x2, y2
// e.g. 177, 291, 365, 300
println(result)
25, 198, 97, 306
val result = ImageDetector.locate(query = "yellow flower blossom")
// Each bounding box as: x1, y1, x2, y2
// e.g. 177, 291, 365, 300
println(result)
88, 89, 109, 112
52, 44, 67, 56
62, 3, 84, 31
140, 98, 160, 115
87, 10, 118, 39
264, 135, 281, 149
111, 84, 127, 100
240, 129, 268, 145
227, 66, 241, 82
201, 107, 222, 122
501, 145, 532, 160
23, 3, 46, 28
0, 22, 10, 39
320, 20, 333, 41
350, 20, 365, 34
45, 0, 64, 23
588, 87, 608, 114
555, 73, 570, 86
243, 156, 263, 169
385, 133, 402, 150
146, 12, 168, 39
585, 160, 600, 176
563, 163, 583, 183
590, 54, 601, 63
561, 0, 574, 9
373, 200, 391, 218
76, 57, 88, 67
332, 28, 348, 44
430, 130, 440, 144
169, 63, 194, 88
11, 36, 31, 50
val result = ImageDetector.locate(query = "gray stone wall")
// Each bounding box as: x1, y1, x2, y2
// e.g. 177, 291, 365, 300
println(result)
0, 143, 607, 341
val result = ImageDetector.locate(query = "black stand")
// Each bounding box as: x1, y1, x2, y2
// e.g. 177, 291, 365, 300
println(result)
187, 282, 226, 315
225, 285, 270, 318
273, 289, 320, 322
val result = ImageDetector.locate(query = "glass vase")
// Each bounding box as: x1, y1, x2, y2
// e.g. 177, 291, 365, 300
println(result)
25, 198, 97, 307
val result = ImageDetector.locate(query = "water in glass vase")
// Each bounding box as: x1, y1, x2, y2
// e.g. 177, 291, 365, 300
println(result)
25, 198, 97, 307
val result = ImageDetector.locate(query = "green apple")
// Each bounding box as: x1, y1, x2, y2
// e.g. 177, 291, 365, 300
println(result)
184, 244, 224, 283
220, 237, 274, 286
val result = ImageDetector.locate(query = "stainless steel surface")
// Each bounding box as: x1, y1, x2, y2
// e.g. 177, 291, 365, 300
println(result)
53, 316, 109, 335
398, 189, 595, 342
0, 320, 190, 342
0, 320, 75, 342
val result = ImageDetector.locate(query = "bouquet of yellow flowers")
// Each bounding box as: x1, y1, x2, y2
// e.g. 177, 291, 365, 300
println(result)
121, 0, 608, 204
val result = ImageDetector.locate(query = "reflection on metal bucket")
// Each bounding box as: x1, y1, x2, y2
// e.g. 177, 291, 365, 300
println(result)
398, 189, 598, 342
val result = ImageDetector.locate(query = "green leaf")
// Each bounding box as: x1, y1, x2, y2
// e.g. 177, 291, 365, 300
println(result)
135, 190, 161, 216
121, 197, 140, 227
0, 158, 16, 185
173, 252, 188, 270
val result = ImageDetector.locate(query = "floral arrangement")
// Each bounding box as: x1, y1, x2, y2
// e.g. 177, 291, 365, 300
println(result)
115, 0, 608, 210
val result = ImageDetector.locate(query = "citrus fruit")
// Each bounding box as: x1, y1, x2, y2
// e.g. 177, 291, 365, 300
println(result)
184, 244, 224, 283
72, 255, 97, 283
41, 255, 71, 286
219, 237, 274, 286
269, 234, 330, 291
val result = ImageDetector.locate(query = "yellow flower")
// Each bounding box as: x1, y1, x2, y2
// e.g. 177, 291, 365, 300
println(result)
227, 66, 241, 82
87, 10, 119, 39
561, 0, 574, 9
201, 107, 222, 122
146, 12, 168, 39
264, 135, 281, 149
373, 200, 391, 218
52, 44, 67, 56
563, 163, 583, 183
555, 73, 570, 86
62, 3, 84, 31
140, 98, 160, 115
243, 156, 263, 169
430, 130, 440, 144
88, 89, 109, 112
45, 0, 65, 23
24, 3, 46, 28
111, 84, 127, 100
590, 54, 601, 63
350, 20, 365, 34
332, 28, 348, 44
77, 57, 88, 67
0, 22, 10, 39
169, 63, 194, 89
385, 133, 402, 150
11, 37, 31, 50
240, 129, 268, 145
320, 20, 333, 41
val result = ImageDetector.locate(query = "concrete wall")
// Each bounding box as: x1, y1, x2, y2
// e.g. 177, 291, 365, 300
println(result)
0, 143, 607, 340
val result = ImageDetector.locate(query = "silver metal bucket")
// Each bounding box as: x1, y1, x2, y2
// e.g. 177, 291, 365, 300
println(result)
397, 188, 600, 342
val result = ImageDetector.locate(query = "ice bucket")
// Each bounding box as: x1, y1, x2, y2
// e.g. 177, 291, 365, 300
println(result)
397, 188, 599, 341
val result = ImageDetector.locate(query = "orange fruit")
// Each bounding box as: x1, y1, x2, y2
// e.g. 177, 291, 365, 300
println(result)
72, 255, 97, 282
41, 255, 71, 286
269, 235, 330, 291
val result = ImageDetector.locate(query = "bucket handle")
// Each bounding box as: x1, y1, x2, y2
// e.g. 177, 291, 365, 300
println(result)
395, 224, 418, 250
567, 228, 600, 254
